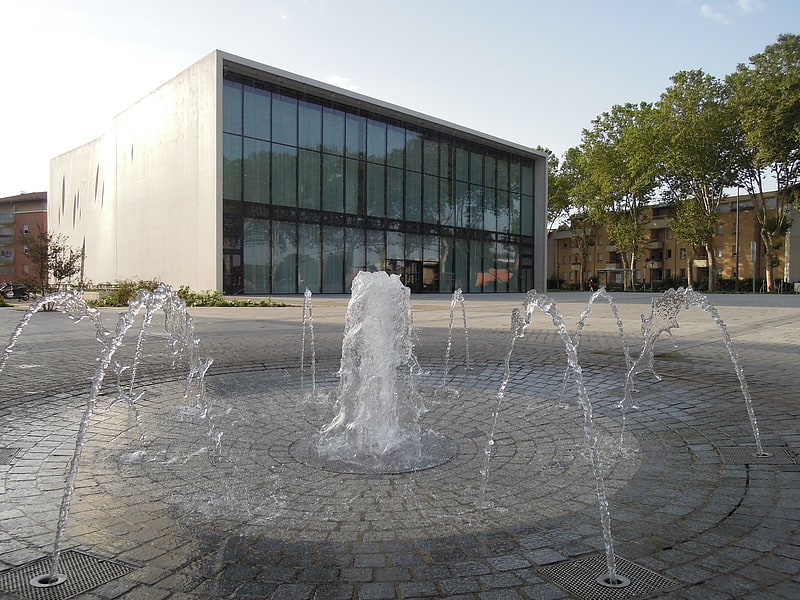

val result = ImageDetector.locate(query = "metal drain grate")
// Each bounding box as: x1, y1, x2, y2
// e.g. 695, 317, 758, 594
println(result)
537, 554, 677, 600
0, 549, 134, 600
0, 447, 22, 465
718, 446, 797, 465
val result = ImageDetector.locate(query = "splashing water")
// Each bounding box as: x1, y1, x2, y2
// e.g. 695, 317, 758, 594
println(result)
623, 287, 766, 456
0, 285, 214, 583
440, 288, 471, 392
482, 290, 621, 586
315, 271, 424, 460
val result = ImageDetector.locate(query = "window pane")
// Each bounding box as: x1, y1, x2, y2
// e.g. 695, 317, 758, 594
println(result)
521, 163, 533, 196
345, 158, 360, 214
243, 138, 270, 203
455, 181, 469, 228
272, 94, 297, 146
345, 113, 366, 158
322, 226, 344, 293
468, 185, 483, 229
470, 238, 486, 292
521, 194, 534, 236
272, 144, 297, 206
366, 163, 385, 217
424, 139, 439, 175
322, 153, 344, 212
272, 221, 297, 293
440, 234, 454, 292
497, 190, 510, 232
405, 171, 421, 222
454, 237, 468, 290
387, 167, 403, 220
423, 174, 439, 224
298, 223, 320, 292
366, 229, 385, 271
483, 188, 497, 232
244, 218, 269, 293
322, 107, 345, 154
298, 149, 320, 209
497, 158, 509, 190
223, 133, 242, 201
345, 227, 365, 290
423, 236, 439, 291
223, 79, 242, 134
510, 160, 521, 193
244, 85, 270, 140
298, 101, 322, 150
455, 147, 469, 182
510, 190, 521, 234
366, 119, 386, 163
440, 141, 450, 177
484, 156, 496, 188
470, 151, 483, 184
387, 125, 405, 169
440, 178, 454, 226
406, 130, 422, 172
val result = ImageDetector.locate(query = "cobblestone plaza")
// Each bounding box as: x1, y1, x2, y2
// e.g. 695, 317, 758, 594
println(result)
0, 291, 798, 599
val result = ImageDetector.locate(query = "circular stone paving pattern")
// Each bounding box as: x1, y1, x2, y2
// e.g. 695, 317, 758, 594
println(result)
64, 362, 642, 544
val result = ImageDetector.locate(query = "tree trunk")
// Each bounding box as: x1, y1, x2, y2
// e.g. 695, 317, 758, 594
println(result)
762, 231, 775, 292
704, 244, 716, 293
685, 256, 694, 288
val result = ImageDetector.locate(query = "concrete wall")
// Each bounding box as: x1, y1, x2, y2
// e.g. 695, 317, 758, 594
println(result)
50, 51, 220, 290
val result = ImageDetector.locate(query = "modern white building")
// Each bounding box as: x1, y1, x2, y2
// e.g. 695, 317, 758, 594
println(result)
50, 50, 548, 294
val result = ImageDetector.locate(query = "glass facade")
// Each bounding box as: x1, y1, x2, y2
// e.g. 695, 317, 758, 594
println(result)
223, 71, 538, 294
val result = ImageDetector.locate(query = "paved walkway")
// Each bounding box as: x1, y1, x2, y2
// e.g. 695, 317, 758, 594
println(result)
0, 290, 798, 599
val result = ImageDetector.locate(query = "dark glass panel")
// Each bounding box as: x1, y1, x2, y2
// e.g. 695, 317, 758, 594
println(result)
469, 237, 485, 293
298, 149, 321, 209
440, 141, 450, 177
454, 236, 468, 290
345, 227, 366, 291
386, 125, 405, 169
484, 155, 496, 188
422, 174, 439, 224
521, 162, 533, 196
468, 185, 483, 230
455, 147, 469, 182
405, 171, 421, 222
440, 177, 454, 226
455, 181, 469, 228
366, 119, 386, 164
322, 153, 344, 212
497, 189, 510, 232
470, 151, 483, 185
344, 158, 360, 214
366, 229, 385, 271
271, 144, 297, 207
366, 163, 385, 217
510, 189, 521, 234
322, 226, 344, 293
440, 233, 454, 292
422, 236, 439, 291
243, 218, 269, 293
223, 133, 242, 201
243, 138, 270, 203
272, 221, 297, 293
423, 139, 439, 175
386, 167, 403, 220
406, 130, 422, 173
272, 94, 297, 146
483, 188, 497, 232
322, 106, 345, 155
497, 158, 509, 190
521, 194, 534, 236
345, 113, 366, 158
223, 79, 242, 134
298, 223, 320, 292
298, 101, 322, 150
243, 85, 270, 140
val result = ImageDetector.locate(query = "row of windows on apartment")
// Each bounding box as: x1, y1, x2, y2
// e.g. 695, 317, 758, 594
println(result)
561, 246, 747, 265
560, 223, 741, 250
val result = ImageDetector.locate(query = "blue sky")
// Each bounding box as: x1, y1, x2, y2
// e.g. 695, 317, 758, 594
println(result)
1, 0, 797, 197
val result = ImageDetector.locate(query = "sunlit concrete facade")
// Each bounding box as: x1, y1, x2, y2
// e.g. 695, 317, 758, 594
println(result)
50, 51, 547, 294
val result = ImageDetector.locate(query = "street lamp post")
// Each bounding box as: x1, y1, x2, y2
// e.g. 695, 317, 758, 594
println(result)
735, 188, 740, 292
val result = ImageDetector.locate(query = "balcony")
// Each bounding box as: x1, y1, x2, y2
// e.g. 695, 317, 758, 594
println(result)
605, 244, 616, 251
647, 241, 663, 250
644, 261, 663, 269
693, 259, 709, 268
604, 263, 620, 270
647, 218, 673, 229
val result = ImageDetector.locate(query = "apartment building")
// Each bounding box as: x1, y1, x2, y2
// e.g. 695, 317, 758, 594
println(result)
0, 192, 47, 283
548, 191, 799, 290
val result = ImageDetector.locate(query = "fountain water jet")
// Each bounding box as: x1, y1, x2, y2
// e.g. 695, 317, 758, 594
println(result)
290, 271, 457, 474
0, 284, 214, 587
482, 290, 624, 588
623, 287, 767, 457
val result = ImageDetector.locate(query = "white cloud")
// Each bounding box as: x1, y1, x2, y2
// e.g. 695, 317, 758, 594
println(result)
736, 0, 765, 13
324, 75, 359, 92
700, 4, 730, 23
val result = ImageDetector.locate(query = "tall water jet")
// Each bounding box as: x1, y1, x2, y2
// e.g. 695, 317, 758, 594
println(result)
300, 288, 316, 392
483, 290, 625, 588
440, 288, 471, 392
291, 271, 457, 474
623, 287, 767, 456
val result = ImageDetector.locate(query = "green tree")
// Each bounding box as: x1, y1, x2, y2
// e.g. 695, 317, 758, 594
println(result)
578, 102, 659, 290
669, 199, 717, 288
654, 69, 743, 292
728, 34, 800, 290
22, 226, 84, 298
